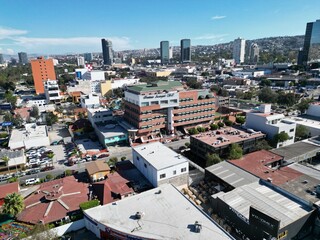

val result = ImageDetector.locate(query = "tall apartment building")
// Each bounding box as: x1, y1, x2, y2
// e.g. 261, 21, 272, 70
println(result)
31, 57, 56, 94
77, 56, 85, 66
0, 54, 4, 64
233, 37, 246, 64
160, 41, 170, 64
84, 53, 93, 62
101, 39, 113, 66
245, 104, 296, 148
249, 43, 259, 64
18, 52, 28, 64
124, 81, 216, 138
44, 80, 61, 103
301, 19, 320, 65
180, 39, 191, 63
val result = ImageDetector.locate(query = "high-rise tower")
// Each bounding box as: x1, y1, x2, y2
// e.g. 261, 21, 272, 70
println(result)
300, 19, 320, 66
101, 39, 113, 66
233, 37, 246, 64
160, 41, 170, 64
31, 57, 56, 94
180, 39, 191, 63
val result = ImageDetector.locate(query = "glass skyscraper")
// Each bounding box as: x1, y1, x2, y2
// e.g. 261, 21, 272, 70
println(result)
180, 39, 191, 63
301, 19, 320, 65
160, 41, 170, 64
101, 39, 113, 66
18, 52, 28, 64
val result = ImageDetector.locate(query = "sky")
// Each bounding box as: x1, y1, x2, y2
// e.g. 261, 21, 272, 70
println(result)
0, 0, 319, 55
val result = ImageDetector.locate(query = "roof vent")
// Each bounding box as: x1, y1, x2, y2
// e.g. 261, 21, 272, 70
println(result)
135, 211, 145, 219
267, 178, 272, 182
194, 221, 202, 233
155, 190, 162, 194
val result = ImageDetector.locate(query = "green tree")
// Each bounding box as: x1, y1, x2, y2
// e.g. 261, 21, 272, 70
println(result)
3, 111, 14, 122
4, 90, 17, 109
210, 123, 219, 130
186, 79, 202, 89
273, 132, 289, 146
13, 113, 24, 128
45, 112, 58, 126
2, 192, 24, 217
295, 125, 309, 140
108, 157, 118, 166
255, 139, 272, 150
277, 92, 297, 107
224, 119, 233, 126
188, 128, 199, 135
228, 144, 243, 159
296, 99, 311, 114
30, 105, 40, 119
1, 155, 10, 172
259, 79, 272, 87
121, 156, 127, 161
113, 88, 124, 98
218, 122, 224, 128
197, 126, 206, 132
236, 116, 246, 125
65, 169, 72, 176
185, 142, 190, 148
205, 153, 221, 167
46, 174, 54, 181
258, 87, 278, 103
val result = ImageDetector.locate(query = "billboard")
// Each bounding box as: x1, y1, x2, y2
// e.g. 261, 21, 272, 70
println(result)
1, 122, 13, 127
249, 206, 280, 237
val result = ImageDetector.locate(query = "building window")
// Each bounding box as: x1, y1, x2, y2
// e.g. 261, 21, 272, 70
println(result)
181, 167, 187, 172
136, 156, 139, 161
160, 173, 166, 179
290, 129, 294, 132
173, 170, 176, 175
144, 163, 147, 168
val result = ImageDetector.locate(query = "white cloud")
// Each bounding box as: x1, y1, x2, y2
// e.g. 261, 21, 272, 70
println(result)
0, 26, 27, 39
211, 15, 226, 20
194, 34, 228, 40
6, 48, 14, 54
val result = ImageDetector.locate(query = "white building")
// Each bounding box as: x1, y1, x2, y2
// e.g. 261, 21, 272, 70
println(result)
75, 68, 105, 81
77, 56, 85, 67
245, 104, 296, 148
25, 97, 47, 107
0, 149, 26, 169
233, 37, 246, 64
111, 78, 140, 89
67, 80, 92, 95
87, 108, 113, 126
44, 80, 61, 103
80, 93, 100, 109
306, 102, 320, 117
132, 142, 189, 187
9, 123, 50, 150
84, 184, 232, 240
90, 80, 102, 94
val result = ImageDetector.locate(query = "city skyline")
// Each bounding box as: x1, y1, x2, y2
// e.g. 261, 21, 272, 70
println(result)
0, 0, 320, 55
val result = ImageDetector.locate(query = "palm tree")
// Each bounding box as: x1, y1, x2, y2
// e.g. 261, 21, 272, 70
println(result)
2, 192, 25, 217
1, 156, 10, 172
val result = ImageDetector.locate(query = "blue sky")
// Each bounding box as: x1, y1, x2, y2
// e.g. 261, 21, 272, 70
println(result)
0, 0, 319, 55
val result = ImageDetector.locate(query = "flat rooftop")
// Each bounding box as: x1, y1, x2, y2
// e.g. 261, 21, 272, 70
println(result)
284, 116, 320, 130
96, 124, 127, 138
191, 127, 265, 148
230, 150, 303, 185
133, 142, 188, 170
9, 124, 48, 142
85, 184, 232, 240
127, 80, 183, 93
270, 141, 320, 163
206, 161, 258, 188
216, 182, 312, 229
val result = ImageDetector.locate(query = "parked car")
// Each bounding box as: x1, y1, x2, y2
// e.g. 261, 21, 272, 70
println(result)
86, 155, 92, 161
41, 166, 55, 172
98, 153, 109, 158
25, 178, 40, 185
92, 155, 97, 161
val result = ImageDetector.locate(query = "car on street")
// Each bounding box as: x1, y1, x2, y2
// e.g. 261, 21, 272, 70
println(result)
25, 178, 40, 185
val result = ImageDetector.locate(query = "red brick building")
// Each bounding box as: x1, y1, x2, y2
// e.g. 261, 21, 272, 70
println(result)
124, 81, 216, 140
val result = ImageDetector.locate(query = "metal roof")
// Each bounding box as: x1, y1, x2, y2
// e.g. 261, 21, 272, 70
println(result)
206, 161, 258, 188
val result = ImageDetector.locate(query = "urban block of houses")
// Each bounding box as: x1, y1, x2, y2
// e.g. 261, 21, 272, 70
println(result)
84, 184, 233, 240
9, 123, 50, 150
17, 176, 89, 224
190, 127, 265, 159
86, 161, 111, 182
132, 142, 189, 187
0, 149, 26, 171
245, 104, 296, 148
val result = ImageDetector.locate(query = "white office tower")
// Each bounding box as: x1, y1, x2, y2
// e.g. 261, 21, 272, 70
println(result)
77, 56, 85, 66
233, 37, 246, 64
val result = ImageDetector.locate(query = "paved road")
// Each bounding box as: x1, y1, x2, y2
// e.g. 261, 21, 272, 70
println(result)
19, 138, 190, 184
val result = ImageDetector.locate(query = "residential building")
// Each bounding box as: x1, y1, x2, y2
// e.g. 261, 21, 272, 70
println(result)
283, 116, 320, 137
92, 172, 135, 205
124, 81, 216, 140
86, 161, 111, 182
180, 39, 191, 63
84, 52, 93, 62
249, 43, 259, 64
9, 123, 50, 150
75, 68, 105, 81
0, 182, 20, 206
44, 80, 61, 103
94, 124, 128, 148
233, 37, 246, 64
84, 184, 233, 240
132, 142, 189, 187
101, 39, 113, 65
31, 56, 56, 94
80, 93, 100, 109
160, 41, 170, 64
169, 46, 173, 59
190, 127, 265, 160
0, 149, 26, 171
17, 176, 89, 224
100, 78, 140, 96
211, 181, 316, 240
18, 52, 28, 64
245, 104, 296, 148
301, 19, 320, 65
77, 56, 85, 66
87, 108, 113, 126
0, 54, 4, 64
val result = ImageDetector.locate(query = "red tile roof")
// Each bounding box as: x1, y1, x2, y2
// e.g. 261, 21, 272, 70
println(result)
14, 107, 31, 120
92, 172, 134, 205
229, 150, 302, 185
0, 182, 19, 199
17, 176, 89, 224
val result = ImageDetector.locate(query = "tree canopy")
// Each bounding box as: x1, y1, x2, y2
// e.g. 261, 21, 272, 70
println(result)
2, 192, 25, 217
228, 144, 243, 159
205, 153, 221, 167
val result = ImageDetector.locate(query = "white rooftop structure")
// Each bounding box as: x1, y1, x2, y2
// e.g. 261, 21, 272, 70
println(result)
216, 182, 312, 229
133, 141, 187, 170
84, 184, 233, 240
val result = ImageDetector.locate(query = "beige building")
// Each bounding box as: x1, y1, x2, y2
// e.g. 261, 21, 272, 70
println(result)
86, 161, 111, 182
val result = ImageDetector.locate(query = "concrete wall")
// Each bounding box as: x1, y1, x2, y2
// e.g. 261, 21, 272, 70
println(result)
157, 172, 189, 187
49, 219, 85, 237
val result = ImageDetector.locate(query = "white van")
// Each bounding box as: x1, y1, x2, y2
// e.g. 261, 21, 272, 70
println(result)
25, 178, 40, 185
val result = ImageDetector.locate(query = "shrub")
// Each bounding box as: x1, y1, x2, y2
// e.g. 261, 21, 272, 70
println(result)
79, 199, 100, 211
210, 124, 219, 130
121, 156, 126, 161
217, 122, 224, 128
46, 174, 54, 181
65, 170, 72, 176
188, 128, 199, 135
224, 119, 233, 126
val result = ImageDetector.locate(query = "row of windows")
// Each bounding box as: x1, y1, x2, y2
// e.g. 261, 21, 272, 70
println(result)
174, 108, 214, 116
175, 114, 214, 122
140, 116, 167, 122
177, 101, 215, 109
160, 167, 187, 179
180, 97, 194, 102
